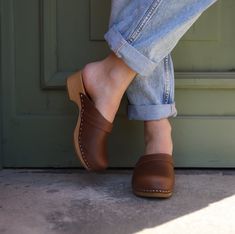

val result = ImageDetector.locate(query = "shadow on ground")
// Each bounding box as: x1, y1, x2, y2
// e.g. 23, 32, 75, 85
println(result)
0, 169, 235, 234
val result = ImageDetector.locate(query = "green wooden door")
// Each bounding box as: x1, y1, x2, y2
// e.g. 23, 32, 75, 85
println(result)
1, 0, 235, 168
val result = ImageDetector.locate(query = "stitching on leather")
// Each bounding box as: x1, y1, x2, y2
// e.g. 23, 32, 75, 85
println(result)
79, 95, 91, 169
135, 188, 172, 193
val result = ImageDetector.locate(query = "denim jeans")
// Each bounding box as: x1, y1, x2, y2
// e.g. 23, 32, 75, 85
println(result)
104, 0, 217, 121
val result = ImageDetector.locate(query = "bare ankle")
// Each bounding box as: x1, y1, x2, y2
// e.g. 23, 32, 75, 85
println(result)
80, 53, 137, 122
103, 53, 137, 84
144, 119, 173, 155
82, 54, 135, 90
80, 59, 126, 122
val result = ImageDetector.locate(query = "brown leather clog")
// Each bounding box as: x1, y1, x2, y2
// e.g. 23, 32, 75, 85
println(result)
132, 153, 175, 198
66, 71, 113, 172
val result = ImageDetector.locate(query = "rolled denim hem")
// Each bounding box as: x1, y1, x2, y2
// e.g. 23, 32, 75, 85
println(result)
127, 103, 178, 121
104, 25, 157, 77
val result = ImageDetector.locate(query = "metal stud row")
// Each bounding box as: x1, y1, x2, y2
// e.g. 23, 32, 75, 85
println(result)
78, 93, 90, 169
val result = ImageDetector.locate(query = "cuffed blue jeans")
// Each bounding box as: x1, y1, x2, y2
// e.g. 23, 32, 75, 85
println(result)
104, 0, 217, 121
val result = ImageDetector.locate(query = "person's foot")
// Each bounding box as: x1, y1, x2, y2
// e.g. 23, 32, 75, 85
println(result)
131, 118, 174, 198
144, 118, 173, 155
81, 52, 137, 123
132, 153, 175, 198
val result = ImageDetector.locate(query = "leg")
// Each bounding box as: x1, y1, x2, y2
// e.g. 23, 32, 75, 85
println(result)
109, 0, 176, 155
105, 0, 217, 156
103, 0, 217, 197
84, 0, 217, 124
127, 56, 178, 196
67, 0, 218, 173
144, 118, 173, 155
82, 52, 136, 123
126, 54, 176, 155
82, 0, 135, 123
104, 0, 218, 77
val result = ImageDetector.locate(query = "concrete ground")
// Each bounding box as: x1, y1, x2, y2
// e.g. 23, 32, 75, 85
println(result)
0, 169, 235, 234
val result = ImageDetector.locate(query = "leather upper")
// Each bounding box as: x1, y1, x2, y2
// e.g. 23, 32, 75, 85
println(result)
132, 153, 175, 194
78, 93, 113, 171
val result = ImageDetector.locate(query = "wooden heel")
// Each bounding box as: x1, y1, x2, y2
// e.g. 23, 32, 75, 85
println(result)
66, 71, 86, 105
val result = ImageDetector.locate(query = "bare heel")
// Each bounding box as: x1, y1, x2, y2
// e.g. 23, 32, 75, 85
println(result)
66, 71, 86, 105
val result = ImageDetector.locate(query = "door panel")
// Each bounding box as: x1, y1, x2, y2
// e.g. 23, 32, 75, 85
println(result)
1, 0, 235, 167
